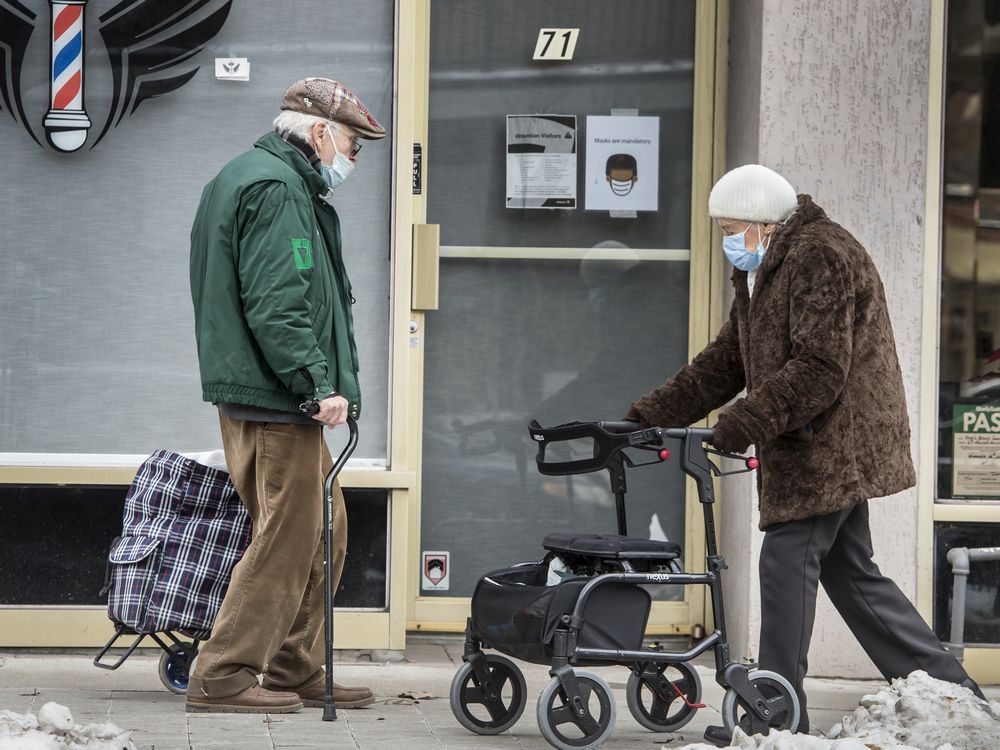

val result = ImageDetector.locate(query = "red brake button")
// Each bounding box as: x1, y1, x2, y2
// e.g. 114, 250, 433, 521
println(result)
658, 449, 671, 461
746, 456, 760, 470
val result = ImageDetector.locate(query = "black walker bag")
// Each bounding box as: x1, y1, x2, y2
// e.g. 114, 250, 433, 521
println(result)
470, 562, 651, 665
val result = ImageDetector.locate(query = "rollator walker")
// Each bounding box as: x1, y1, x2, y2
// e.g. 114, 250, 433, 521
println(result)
450, 420, 800, 749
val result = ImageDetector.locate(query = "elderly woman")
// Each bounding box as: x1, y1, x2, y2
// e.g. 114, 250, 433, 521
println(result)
626, 164, 983, 744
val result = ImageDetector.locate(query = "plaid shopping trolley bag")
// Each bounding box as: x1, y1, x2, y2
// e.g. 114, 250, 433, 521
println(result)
93, 450, 251, 693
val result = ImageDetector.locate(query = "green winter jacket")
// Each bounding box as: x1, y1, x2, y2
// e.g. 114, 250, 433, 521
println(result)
190, 131, 361, 418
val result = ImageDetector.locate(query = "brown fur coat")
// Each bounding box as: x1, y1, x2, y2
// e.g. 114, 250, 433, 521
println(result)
631, 195, 916, 528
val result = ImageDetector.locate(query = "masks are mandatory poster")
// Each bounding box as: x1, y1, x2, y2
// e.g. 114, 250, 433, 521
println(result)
584, 115, 660, 212
952, 404, 1000, 498
506, 115, 577, 209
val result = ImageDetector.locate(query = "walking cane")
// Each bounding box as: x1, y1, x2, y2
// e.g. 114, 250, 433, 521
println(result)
299, 404, 359, 722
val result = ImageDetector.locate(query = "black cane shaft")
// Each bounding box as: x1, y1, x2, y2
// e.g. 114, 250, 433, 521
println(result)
323, 482, 337, 721
321, 417, 358, 723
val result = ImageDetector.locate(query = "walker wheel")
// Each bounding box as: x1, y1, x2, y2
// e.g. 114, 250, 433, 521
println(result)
536, 670, 615, 750
158, 644, 196, 695
721, 669, 800, 738
450, 653, 527, 735
626, 660, 702, 732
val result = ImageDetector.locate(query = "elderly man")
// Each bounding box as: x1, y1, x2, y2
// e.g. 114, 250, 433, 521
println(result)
627, 164, 984, 744
187, 78, 383, 713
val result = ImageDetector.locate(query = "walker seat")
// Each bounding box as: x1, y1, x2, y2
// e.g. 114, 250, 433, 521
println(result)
543, 533, 681, 562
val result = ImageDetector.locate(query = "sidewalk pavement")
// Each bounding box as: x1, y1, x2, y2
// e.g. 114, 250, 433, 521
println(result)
2, 636, 994, 749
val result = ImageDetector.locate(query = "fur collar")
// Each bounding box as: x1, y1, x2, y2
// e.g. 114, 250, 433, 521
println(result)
730, 194, 827, 288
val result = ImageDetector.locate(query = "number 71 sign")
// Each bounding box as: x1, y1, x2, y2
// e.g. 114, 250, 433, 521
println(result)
533, 28, 580, 61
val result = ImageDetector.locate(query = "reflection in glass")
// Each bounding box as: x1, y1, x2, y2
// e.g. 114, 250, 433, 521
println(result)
934, 523, 1000, 645
422, 1, 697, 596
939, 0, 1000, 501
421, 259, 689, 596
427, 0, 695, 250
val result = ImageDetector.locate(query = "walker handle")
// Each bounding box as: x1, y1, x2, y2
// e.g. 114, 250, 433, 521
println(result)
597, 420, 641, 434
530, 420, 631, 476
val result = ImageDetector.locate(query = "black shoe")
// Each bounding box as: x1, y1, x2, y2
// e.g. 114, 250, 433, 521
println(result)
702, 725, 732, 747
961, 677, 987, 702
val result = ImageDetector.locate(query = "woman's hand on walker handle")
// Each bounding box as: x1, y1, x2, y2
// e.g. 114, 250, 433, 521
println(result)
710, 413, 752, 454
621, 405, 650, 427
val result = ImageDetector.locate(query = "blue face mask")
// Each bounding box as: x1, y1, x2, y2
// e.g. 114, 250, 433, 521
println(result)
722, 224, 767, 271
319, 126, 355, 189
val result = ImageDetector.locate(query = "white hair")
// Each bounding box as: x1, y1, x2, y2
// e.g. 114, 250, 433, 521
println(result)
273, 110, 329, 141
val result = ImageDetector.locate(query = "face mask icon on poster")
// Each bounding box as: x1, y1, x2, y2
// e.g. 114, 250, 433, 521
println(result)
605, 153, 638, 197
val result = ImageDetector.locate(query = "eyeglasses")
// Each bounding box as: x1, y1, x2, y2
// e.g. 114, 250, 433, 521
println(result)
717, 221, 750, 236
328, 123, 363, 157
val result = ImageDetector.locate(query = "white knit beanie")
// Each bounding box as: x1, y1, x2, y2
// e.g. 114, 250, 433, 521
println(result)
708, 164, 798, 223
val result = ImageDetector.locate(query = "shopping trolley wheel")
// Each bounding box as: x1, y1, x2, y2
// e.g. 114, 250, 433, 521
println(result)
721, 669, 800, 738
626, 660, 702, 732
450, 653, 527, 735
537, 669, 615, 750
158, 644, 196, 695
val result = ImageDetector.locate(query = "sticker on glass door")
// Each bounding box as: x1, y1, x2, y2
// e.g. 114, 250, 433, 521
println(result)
585, 115, 660, 211
422, 551, 450, 591
506, 114, 577, 209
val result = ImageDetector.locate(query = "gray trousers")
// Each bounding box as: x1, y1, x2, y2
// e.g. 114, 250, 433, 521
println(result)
758, 500, 969, 732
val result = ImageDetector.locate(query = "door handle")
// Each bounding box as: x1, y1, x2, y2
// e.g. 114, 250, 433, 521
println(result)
412, 224, 439, 310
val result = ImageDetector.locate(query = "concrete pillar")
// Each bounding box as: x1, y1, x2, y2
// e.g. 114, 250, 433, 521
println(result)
719, 0, 932, 677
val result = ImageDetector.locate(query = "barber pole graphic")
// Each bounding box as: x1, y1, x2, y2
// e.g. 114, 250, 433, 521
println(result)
1, 0, 231, 151
43, 0, 91, 152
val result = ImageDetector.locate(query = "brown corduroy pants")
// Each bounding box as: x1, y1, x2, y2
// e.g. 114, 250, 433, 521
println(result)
187, 415, 347, 699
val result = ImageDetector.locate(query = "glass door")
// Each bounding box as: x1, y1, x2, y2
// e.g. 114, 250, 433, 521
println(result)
416, 0, 715, 630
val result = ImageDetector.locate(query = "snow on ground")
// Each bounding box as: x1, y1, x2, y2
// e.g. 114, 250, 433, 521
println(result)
0, 702, 134, 750
676, 671, 1000, 750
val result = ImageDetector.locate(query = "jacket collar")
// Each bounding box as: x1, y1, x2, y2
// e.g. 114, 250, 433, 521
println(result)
254, 131, 328, 198
729, 193, 827, 289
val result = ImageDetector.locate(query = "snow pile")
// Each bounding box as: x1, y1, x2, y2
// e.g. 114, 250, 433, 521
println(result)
0, 702, 134, 750
679, 730, 921, 749
674, 727, 927, 750
674, 671, 999, 750
827, 670, 1000, 750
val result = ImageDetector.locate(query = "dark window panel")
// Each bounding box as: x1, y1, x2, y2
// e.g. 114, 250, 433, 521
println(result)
0, 485, 387, 610
934, 522, 1000, 646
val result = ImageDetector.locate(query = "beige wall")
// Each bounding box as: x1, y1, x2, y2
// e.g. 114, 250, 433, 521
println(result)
721, 0, 933, 677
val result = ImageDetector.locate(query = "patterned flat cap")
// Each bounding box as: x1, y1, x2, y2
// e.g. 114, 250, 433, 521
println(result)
281, 77, 386, 140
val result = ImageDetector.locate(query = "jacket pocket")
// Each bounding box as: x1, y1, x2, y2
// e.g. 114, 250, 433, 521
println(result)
311, 300, 333, 353
308, 300, 328, 323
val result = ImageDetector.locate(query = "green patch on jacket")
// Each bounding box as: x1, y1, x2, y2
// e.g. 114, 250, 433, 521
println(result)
291, 238, 313, 270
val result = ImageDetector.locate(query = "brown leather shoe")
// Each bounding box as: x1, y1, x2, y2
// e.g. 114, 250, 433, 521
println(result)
186, 684, 303, 713
265, 676, 374, 708
326, 681, 374, 709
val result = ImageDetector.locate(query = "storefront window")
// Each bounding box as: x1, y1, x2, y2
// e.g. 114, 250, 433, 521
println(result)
939, 0, 1000, 503
0, 1, 394, 462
